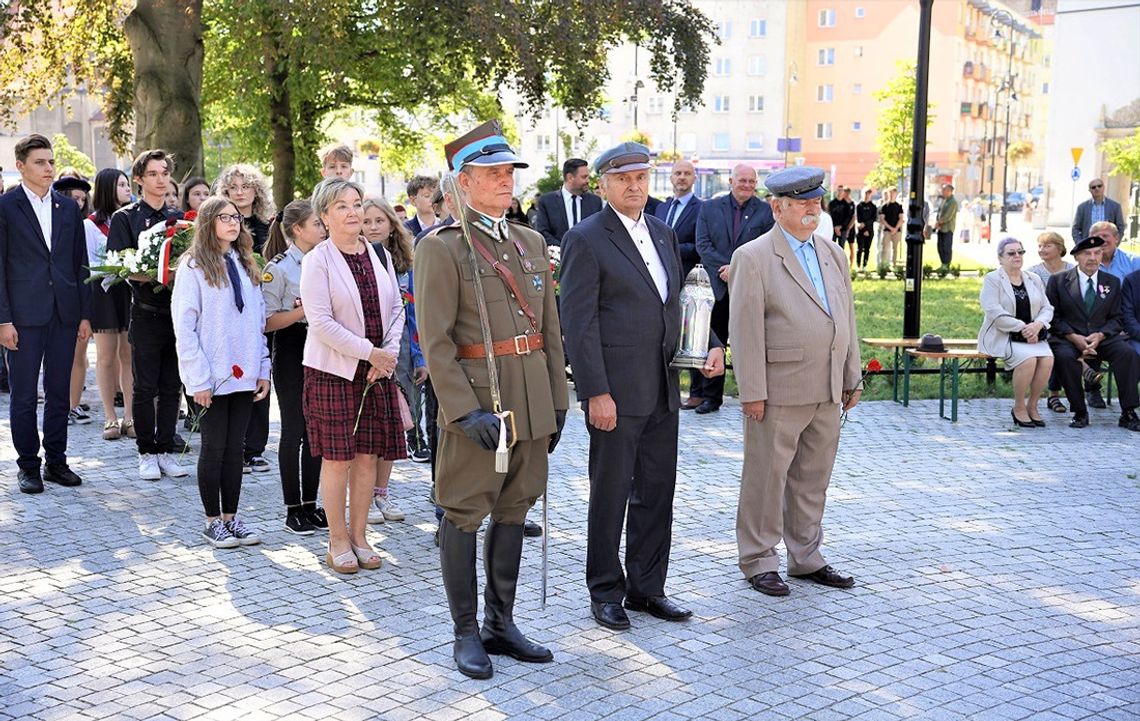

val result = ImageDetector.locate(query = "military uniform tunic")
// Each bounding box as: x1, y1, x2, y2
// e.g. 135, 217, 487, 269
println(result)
415, 209, 568, 531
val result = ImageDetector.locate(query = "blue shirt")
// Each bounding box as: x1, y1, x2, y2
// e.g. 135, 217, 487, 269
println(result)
1091, 201, 1105, 225
665, 191, 694, 228
779, 224, 831, 315
1100, 248, 1140, 280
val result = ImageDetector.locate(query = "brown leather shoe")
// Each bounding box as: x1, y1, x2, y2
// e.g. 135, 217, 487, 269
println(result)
790, 565, 855, 589
682, 397, 703, 410
747, 572, 790, 596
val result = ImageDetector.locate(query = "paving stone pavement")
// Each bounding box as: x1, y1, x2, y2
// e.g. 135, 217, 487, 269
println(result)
2, 379, 1139, 721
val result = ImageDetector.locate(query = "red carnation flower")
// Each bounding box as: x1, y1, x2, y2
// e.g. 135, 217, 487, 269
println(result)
232, 365, 244, 380
867, 358, 882, 373
183, 210, 197, 221
165, 218, 179, 228
165, 226, 177, 238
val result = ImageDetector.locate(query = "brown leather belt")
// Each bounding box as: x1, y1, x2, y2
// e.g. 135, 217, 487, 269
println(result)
455, 333, 544, 359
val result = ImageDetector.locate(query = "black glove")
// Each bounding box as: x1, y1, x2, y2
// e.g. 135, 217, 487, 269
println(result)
456, 409, 502, 451
548, 410, 567, 453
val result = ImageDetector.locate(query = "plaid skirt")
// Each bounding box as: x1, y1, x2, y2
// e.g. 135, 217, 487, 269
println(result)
303, 362, 408, 462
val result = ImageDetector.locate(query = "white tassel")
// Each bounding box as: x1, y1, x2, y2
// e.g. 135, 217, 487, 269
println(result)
494, 413, 510, 473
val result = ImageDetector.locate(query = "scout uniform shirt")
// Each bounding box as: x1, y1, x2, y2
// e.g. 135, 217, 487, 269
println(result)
415, 207, 569, 442
261, 244, 305, 319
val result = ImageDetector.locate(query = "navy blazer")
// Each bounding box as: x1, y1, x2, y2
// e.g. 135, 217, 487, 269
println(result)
0, 187, 91, 327
1121, 269, 1140, 341
695, 194, 775, 300
654, 194, 704, 278
534, 189, 603, 246
1072, 197, 1125, 242
1045, 268, 1124, 339
560, 205, 721, 416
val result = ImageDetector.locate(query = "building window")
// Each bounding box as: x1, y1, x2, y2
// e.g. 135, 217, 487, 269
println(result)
748, 95, 765, 113
853, 83, 863, 94
747, 56, 767, 76
713, 95, 730, 113
749, 19, 767, 37
714, 58, 732, 76
852, 121, 862, 132
854, 46, 864, 58
679, 133, 697, 152
713, 133, 731, 151
818, 9, 836, 27
816, 84, 834, 102
855, 6, 865, 18
716, 20, 731, 40
747, 134, 764, 151
816, 123, 833, 139
647, 96, 664, 114
818, 48, 835, 66
536, 135, 552, 152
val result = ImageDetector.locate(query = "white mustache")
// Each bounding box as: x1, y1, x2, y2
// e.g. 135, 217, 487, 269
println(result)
800, 214, 820, 226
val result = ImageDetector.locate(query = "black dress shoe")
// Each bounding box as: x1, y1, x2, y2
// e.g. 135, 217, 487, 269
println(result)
1119, 409, 1140, 432
791, 565, 855, 589
747, 571, 790, 596
624, 595, 692, 621
591, 601, 631, 630
1086, 389, 1107, 409
694, 400, 721, 415
43, 463, 82, 487
1070, 414, 1090, 428
523, 520, 543, 537
18, 468, 43, 494
1010, 410, 1035, 428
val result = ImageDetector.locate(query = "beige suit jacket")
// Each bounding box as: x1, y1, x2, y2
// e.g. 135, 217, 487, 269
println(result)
728, 224, 861, 406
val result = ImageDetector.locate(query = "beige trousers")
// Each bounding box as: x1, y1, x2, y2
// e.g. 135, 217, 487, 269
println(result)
736, 401, 840, 579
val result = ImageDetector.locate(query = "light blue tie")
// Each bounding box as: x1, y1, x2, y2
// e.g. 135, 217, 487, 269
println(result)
796, 240, 831, 315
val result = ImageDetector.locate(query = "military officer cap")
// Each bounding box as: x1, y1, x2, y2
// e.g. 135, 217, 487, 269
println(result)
444, 120, 528, 171
1070, 235, 1105, 256
764, 166, 827, 200
593, 142, 652, 175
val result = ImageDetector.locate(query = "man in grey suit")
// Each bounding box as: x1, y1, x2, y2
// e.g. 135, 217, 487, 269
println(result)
728, 166, 860, 598
1072, 178, 1126, 242
560, 142, 724, 631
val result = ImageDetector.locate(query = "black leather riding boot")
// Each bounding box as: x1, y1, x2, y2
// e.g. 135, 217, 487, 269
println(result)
480, 521, 554, 663
439, 518, 493, 679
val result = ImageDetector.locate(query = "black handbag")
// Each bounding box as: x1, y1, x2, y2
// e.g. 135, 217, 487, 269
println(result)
1011, 327, 1048, 343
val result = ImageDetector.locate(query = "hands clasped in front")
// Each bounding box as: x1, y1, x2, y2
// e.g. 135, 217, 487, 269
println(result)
1067, 330, 1105, 359
367, 347, 397, 383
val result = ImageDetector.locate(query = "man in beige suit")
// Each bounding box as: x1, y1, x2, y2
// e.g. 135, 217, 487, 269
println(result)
728, 166, 862, 597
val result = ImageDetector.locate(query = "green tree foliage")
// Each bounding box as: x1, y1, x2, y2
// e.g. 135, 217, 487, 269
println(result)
1101, 128, 1140, 180
51, 134, 97, 178
864, 62, 935, 191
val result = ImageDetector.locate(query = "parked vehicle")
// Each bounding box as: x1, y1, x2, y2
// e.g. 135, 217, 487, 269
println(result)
1004, 192, 1027, 211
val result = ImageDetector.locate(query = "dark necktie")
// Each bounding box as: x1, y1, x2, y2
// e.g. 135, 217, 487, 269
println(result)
225, 253, 245, 313
572, 195, 580, 226
1084, 277, 1095, 314
732, 202, 744, 241
666, 200, 679, 228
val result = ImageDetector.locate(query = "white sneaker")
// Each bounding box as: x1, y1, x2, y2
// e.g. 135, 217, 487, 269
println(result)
139, 454, 161, 481
374, 495, 405, 522
367, 505, 385, 525
158, 453, 189, 478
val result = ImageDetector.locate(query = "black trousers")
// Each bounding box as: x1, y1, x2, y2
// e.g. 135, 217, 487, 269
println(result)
704, 293, 730, 405
856, 229, 874, 268
198, 391, 254, 517
936, 230, 954, 266
128, 308, 181, 455
586, 395, 679, 603
8, 311, 76, 470
1050, 335, 1140, 415
273, 325, 320, 507
243, 332, 271, 461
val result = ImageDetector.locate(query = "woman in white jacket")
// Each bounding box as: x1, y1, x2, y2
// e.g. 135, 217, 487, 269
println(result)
978, 237, 1054, 427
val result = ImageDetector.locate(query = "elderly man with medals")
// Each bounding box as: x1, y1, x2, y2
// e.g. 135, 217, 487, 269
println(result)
415, 121, 568, 680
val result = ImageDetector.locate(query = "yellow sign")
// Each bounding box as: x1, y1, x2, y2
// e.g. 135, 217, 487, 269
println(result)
1071, 147, 1083, 165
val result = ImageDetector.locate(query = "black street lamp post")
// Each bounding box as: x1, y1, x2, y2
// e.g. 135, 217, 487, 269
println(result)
903, 0, 934, 338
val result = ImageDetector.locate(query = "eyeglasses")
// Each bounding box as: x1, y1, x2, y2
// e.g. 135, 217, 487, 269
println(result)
1089, 184, 1104, 190
216, 213, 243, 225
1004, 250, 1026, 256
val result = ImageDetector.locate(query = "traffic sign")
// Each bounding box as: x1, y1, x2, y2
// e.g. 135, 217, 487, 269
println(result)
1071, 166, 1081, 181
1071, 147, 1083, 165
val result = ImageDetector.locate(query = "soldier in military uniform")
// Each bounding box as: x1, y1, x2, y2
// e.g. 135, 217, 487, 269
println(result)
415, 122, 568, 680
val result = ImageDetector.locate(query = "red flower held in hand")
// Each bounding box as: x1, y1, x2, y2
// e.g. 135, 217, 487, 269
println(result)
232, 365, 244, 380
183, 210, 197, 222
165, 226, 177, 238
867, 358, 882, 373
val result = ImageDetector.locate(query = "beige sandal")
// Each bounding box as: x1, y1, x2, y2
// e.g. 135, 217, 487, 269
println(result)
103, 419, 122, 440
351, 544, 382, 570
121, 419, 136, 438
326, 548, 359, 575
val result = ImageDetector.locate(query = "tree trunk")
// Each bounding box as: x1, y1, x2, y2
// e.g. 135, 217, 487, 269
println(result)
124, 0, 205, 179
264, 30, 295, 210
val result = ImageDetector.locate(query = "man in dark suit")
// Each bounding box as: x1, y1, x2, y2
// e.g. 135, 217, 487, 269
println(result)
694, 163, 774, 414
1046, 235, 1140, 430
560, 142, 725, 631
0, 134, 91, 494
1072, 178, 1126, 242
655, 159, 706, 410
533, 158, 602, 246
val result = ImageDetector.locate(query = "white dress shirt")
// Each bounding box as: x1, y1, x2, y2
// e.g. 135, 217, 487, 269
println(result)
561, 186, 583, 230
614, 209, 668, 303
22, 184, 53, 251
1078, 269, 1100, 302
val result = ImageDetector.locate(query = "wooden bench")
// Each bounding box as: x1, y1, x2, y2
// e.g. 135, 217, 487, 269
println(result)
904, 349, 995, 422
862, 337, 982, 403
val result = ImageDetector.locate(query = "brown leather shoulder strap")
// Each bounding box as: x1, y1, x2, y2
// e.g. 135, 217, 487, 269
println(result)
468, 234, 539, 332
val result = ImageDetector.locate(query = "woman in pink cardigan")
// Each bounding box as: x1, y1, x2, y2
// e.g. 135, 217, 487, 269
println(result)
300, 178, 405, 574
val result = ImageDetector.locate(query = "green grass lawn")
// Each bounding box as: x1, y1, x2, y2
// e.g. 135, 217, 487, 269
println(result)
686, 275, 1011, 402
